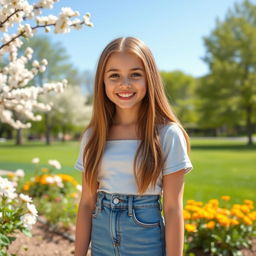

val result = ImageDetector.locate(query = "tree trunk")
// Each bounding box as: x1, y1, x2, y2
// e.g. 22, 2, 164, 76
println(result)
62, 126, 66, 142
45, 112, 51, 145
246, 105, 253, 146
16, 128, 22, 145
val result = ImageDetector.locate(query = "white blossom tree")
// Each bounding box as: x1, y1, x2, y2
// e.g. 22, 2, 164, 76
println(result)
0, 0, 93, 130
39, 85, 92, 141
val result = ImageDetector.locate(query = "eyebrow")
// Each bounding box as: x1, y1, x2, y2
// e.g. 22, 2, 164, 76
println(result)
106, 67, 144, 73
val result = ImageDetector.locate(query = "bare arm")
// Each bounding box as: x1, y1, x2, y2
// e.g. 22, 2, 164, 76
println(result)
162, 169, 185, 256
74, 173, 98, 256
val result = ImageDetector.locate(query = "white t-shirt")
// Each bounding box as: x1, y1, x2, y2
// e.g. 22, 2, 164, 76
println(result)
74, 122, 193, 195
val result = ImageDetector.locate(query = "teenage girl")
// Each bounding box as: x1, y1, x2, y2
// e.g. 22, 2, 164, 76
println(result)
74, 37, 193, 256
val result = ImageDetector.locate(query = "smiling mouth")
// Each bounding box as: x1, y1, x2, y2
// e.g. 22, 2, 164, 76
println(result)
116, 93, 136, 100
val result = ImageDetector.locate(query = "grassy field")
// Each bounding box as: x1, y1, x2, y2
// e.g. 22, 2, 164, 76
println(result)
0, 137, 255, 205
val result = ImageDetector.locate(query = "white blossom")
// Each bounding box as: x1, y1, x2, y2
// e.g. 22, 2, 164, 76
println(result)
45, 176, 54, 184
19, 193, 32, 203
26, 202, 38, 216
0, 176, 17, 200
0, 1, 93, 129
20, 213, 37, 230
15, 169, 25, 177
32, 157, 40, 164
76, 184, 82, 192
48, 159, 61, 169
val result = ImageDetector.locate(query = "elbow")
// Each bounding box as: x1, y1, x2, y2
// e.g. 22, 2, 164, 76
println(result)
163, 206, 183, 218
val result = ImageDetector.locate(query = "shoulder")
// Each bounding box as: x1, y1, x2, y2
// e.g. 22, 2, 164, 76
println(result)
158, 122, 183, 141
80, 127, 93, 146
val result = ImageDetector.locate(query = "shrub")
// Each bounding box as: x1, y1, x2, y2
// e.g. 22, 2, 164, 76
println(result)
183, 196, 255, 256
0, 177, 38, 256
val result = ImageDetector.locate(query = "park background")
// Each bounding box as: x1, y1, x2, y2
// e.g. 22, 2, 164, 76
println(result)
0, 0, 255, 255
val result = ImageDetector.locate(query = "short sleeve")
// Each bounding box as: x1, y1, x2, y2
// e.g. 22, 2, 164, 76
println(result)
74, 129, 90, 172
162, 124, 193, 176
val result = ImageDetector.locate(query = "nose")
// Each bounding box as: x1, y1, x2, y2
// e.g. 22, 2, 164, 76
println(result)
120, 77, 131, 87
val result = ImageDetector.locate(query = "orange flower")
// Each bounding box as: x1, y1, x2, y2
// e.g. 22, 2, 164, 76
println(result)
248, 211, 256, 221
244, 200, 254, 206
23, 184, 30, 191
41, 168, 49, 173
240, 205, 250, 214
186, 200, 196, 205
185, 223, 197, 232
206, 221, 215, 229
208, 199, 219, 208
218, 217, 231, 227
183, 210, 191, 220
243, 216, 253, 225
230, 219, 239, 226
231, 209, 245, 218
221, 195, 231, 201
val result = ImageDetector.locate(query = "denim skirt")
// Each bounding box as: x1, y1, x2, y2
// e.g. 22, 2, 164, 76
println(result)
90, 191, 166, 256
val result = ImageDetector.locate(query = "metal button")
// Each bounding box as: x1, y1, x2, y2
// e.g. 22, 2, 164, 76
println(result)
113, 197, 120, 204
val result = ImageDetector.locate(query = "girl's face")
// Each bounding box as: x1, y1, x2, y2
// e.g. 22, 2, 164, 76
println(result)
104, 52, 147, 111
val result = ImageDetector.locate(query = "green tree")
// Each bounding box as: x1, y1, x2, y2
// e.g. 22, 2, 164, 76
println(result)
21, 35, 83, 145
161, 70, 198, 128
199, 0, 256, 144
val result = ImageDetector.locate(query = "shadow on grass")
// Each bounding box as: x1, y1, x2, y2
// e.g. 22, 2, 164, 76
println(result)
0, 141, 77, 148
192, 144, 256, 151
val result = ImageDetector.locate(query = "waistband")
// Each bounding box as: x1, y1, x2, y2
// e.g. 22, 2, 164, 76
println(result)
95, 191, 163, 216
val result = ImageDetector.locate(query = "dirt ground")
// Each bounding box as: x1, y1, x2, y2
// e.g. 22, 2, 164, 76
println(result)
8, 221, 91, 256
7, 220, 256, 256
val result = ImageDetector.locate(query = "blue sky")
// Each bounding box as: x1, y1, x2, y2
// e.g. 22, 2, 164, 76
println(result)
42, 0, 245, 78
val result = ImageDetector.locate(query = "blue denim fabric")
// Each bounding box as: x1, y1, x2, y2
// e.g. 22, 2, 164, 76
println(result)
91, 191, 166, 256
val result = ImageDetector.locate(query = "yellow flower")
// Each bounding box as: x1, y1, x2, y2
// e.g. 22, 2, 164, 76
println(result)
208, 199, 219, 208
231, 209, 245, 218
204, 211, 215, 219
248, 211, 256, 221
240, 205, 250, 214
185, 223, 197, 232
69, 192, 78, 198
218, 217, 231, 227
194, 201, 203, 207
186, 200, 196, 205
57, 174, 78, 185
221, 195, 231, 201
191, 212, 201, 220
183, 210, 191, 220
185, 205, 201, 212
40, 174, 49, 185
243, 216, 252, 225
23, 184, 30, 191
230, 219, 239, 226
244, 200, 254, 206
41, 168, 49, 173
217, 208, 230, 216
7, 172, 15, 178
206, 221, 215, 229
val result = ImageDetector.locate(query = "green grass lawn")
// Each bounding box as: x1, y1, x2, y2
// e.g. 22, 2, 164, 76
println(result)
0, 138, 255, 205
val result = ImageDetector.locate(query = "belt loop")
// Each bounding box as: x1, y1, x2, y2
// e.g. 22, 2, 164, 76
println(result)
128, 195, 133, 216
97, 191, 104, 210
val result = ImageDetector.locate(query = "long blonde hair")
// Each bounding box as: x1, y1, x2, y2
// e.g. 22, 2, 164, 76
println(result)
81, 37, 191, 195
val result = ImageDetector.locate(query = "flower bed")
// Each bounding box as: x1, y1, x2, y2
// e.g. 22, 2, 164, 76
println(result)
183, 197, 256, 255
1, 159, 255, 255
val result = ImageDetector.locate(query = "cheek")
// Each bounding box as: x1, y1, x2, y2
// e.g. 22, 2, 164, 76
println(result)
139, 79, 147, 94
104, 81, 116, 96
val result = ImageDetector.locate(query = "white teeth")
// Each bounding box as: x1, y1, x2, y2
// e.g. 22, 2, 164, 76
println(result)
117, 93, 134, 97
